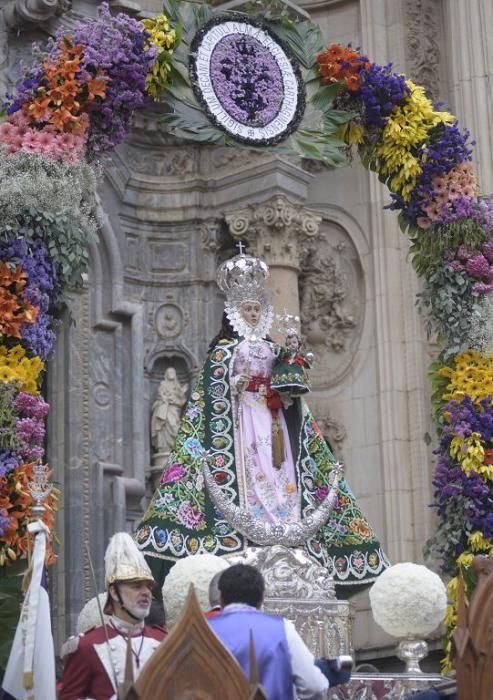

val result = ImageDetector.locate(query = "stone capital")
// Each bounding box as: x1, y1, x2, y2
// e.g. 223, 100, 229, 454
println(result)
225, 194, 321, 271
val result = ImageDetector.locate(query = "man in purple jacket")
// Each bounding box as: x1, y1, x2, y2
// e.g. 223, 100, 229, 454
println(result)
208, 563, 331, 700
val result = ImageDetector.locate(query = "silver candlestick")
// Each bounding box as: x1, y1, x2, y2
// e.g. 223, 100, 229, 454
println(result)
27, 461, 52, 518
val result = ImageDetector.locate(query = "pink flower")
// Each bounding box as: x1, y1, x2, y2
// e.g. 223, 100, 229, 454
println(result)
0, 122, 18, 140
416, 217, 432, 230
176, 501, 204, 529
161, 463, 186, 485
472, 281, 493, 295
482, 240, 493, 263
466, 254, 491, 280
448, 260, 464, 273
432, 177, 447, 194
316, 486, 329, 502
457, 245, 473, 261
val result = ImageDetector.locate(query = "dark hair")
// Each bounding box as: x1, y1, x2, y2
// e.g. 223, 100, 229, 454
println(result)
218, 564, 265, 608
208, 311, 238, 351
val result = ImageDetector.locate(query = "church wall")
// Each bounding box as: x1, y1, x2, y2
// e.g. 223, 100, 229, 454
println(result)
1, 0, 492, 660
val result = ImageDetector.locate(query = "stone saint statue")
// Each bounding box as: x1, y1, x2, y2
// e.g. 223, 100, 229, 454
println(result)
151, 368, 188, 455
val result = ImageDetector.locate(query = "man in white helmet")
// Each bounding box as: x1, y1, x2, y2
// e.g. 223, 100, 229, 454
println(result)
61, 533, 166, 700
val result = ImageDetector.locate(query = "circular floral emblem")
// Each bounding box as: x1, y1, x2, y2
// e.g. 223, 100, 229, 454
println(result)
190, 16, 305, 145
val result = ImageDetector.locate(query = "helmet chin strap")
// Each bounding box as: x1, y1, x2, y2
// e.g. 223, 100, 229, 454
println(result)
113, 583, 144, 622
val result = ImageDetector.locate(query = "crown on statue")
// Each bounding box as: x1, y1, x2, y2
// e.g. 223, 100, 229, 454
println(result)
275, 311, 301, 338
217, 252, 269, 300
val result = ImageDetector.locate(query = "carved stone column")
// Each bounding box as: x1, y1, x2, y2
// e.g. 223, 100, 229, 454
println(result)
225, 195, 321, 322
444, 0, 493, 195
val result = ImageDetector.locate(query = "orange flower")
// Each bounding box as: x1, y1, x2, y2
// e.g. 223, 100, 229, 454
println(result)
344, 74, 362, 91
87, 77, 107, 101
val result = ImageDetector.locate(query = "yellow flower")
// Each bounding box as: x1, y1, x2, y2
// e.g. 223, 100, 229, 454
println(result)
344, 122, 365, 145
456, 551, 474, 567
467, 531, 493, 552
446, 576, 459, 598
369, 80, 454, 200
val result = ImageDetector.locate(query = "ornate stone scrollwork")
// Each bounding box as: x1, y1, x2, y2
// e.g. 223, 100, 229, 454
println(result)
300, 242, 356, 354
318, 413, 347, 450
225, 194, 321, 271
405, 0, 441, 100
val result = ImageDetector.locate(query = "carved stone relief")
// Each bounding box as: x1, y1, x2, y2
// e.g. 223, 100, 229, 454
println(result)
317, 412, 347, 455
299, 222, 363, 388
225, 194, 321, 271
121, 143, 197, 177
405, 0, 441, 100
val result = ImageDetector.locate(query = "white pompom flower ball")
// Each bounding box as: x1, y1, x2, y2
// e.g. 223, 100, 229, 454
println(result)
162, 553, 230, 627
369, 562, 447, 638
76, 593, 110, 635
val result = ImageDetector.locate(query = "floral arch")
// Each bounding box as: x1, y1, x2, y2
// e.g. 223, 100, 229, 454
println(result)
0, 0, 491, 668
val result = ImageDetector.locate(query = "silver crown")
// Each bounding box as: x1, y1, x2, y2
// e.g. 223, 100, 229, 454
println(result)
275, 311, 301, 338
217, 254, 269, 297
217, 252, 273, 341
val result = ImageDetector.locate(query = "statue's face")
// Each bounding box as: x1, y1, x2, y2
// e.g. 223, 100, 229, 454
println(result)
286, 334, 299, 351
240, 300, 261, 327
165, 368, 177, 380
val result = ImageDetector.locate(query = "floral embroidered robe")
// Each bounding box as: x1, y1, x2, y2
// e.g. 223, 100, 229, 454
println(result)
135, 337, 389, 591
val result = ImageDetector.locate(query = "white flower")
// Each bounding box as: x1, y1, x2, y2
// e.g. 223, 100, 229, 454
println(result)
162, 553, 230, 627
76, 593, 110, 635
369, 562, 447, 638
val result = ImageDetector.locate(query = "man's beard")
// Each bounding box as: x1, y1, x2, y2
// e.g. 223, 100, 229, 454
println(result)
120, 591, 151, 621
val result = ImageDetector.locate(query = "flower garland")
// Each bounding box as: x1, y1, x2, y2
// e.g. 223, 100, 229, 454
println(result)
317, 43, 493, 669
0, 1, 176, 670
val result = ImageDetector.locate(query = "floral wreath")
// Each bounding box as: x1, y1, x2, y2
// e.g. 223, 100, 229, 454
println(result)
189, 15, 305, 147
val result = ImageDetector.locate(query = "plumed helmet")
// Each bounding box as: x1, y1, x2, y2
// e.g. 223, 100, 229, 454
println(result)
104, 532, 154, 588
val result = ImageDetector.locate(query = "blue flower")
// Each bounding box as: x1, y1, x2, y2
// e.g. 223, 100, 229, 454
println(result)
183, 437, 202, 458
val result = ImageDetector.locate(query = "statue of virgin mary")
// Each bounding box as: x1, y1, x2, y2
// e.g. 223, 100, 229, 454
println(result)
135, 252, 389, 590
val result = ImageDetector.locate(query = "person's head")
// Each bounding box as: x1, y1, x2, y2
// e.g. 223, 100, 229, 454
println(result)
218, 564, 265, 609
165, 367, 177, 381
208, 571, 223, 609
240, 300, 261, 327
108, 579, 153, 623
286, 332, 300, 351
103, 532, 156, 623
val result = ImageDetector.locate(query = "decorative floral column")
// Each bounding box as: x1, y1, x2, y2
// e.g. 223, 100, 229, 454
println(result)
225, 194, 321, 327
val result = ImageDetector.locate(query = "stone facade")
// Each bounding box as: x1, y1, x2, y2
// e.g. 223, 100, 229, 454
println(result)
1, 0, 492, 659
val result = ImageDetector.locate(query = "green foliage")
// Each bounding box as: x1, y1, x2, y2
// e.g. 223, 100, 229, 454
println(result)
408, 219, 487, 278
0, 561, 25, 675
424, 498, 471, 575
416, 265, 482, 360
428, 358, 453, 428
266, 16, 325, 69
0, 208, 95, 290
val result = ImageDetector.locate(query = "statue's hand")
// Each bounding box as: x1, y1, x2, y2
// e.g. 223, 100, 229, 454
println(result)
232, 373, 250, 394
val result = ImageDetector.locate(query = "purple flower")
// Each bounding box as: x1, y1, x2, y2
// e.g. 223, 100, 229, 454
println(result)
482, 239, 493, 262
0, 512, 13, 538
14, 392, 49, 419
161, 463, 186, 484
359, 63, 409, 129
466, 254, 491, 280
209, 34, 284, 127
0, 450, 19, 478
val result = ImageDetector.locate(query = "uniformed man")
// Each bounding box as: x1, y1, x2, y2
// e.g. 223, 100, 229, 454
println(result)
61, 532, 166, 700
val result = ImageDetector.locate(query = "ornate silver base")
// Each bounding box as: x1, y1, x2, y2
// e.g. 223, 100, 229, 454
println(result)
228, 545, 353, 657
396, 638, 429, 674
